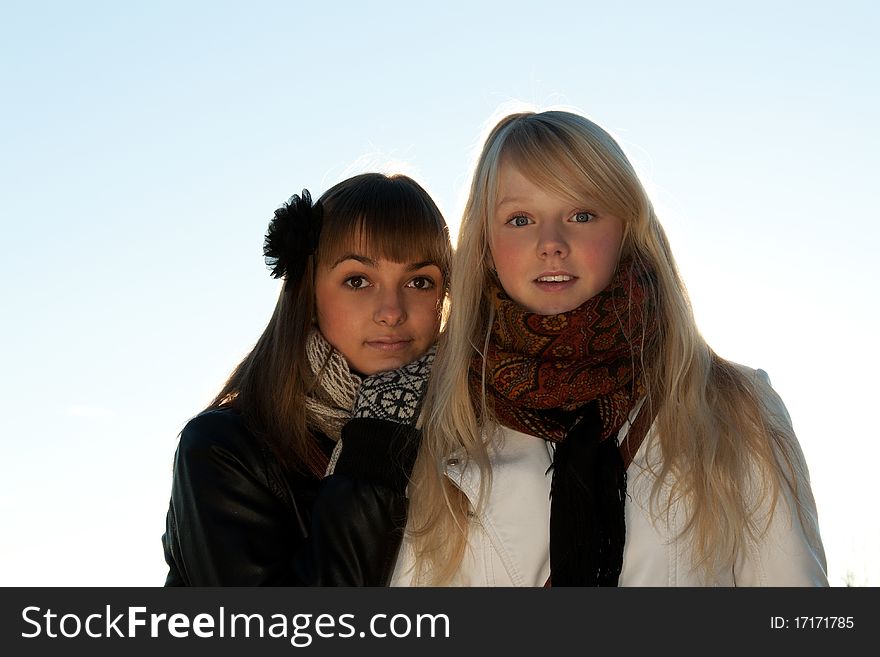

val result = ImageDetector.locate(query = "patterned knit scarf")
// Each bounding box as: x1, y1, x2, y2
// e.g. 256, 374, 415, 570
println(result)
304, 329, 361, 443
471, 260, 656, 450
470, 260, 658, 586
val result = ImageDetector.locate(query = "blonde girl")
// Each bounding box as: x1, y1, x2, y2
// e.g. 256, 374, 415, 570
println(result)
393, 111, 826, 586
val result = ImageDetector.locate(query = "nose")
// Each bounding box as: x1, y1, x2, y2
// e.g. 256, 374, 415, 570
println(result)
538, 222, 569, 259
373, 287, 406, 326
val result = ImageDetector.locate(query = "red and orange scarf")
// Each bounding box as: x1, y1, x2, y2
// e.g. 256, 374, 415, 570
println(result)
470, 259, 657, 459
469, 259, 659, 586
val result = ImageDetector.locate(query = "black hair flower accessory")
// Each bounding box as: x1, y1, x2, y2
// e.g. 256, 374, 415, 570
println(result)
263, 188, 323, 283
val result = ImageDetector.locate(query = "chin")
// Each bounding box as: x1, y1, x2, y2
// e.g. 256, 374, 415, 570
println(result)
358, 356, 407, 376
523, 301, 579, 316
528, 293, 595, 316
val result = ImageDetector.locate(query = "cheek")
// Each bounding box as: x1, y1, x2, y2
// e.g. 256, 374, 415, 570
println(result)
314, 286, 330, 322
393, 293, 440, 349
413, 293, 443, 335
315, 309, 338, 344
315, 288, 353, 338
488, 237, 523, 277
592, 231, 625, 278
487, 228, 505, 269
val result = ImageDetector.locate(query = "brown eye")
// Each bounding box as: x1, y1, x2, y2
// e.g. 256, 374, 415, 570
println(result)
406, 276, 435, 290
344, 276, 370, 289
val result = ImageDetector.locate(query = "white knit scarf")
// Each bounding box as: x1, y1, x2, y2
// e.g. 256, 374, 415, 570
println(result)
304, 329, 361, 444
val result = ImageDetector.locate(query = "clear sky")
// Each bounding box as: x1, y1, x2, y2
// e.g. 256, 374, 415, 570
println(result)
1, 0, 877, 586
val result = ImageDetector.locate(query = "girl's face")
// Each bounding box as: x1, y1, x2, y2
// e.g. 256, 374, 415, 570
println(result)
315, 251, 443, 375
489, 161, 624, 315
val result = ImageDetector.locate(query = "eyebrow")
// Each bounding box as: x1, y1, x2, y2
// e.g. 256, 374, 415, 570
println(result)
331, 254, 377, 269
496, 196, 528, 207
330, 254, 438, 272
497, 194, 603, 212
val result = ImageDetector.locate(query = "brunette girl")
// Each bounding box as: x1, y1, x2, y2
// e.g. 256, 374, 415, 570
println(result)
162, 172, 451, 585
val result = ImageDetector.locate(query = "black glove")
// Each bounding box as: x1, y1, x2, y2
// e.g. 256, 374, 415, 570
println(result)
352, 345, 436, 425
325, 347, 435, 477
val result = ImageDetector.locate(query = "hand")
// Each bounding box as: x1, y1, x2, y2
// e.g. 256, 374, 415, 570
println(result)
352, 346, 436, 425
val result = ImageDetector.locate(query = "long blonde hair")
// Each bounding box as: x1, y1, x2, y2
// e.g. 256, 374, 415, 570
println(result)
406, 110, 819, 583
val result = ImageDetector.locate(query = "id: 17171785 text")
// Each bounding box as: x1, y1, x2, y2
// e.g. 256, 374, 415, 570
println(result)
770, 616, 854, 629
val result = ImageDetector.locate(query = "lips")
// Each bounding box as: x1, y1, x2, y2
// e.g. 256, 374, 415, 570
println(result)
535, 271, 577, 283
365, 337, 413, 352
536, 274, 574, 282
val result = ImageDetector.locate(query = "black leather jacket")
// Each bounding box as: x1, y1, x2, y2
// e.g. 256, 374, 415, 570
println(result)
162, 409, 417, 586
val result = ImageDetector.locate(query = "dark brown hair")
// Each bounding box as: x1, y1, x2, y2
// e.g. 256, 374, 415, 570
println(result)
207, 173, 451, 476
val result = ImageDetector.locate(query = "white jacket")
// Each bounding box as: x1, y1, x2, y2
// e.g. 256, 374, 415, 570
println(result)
390, 370, 828, 586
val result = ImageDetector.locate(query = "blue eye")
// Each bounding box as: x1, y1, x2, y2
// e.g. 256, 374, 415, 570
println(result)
508, 215, 532, 227
571, 211, 595, 223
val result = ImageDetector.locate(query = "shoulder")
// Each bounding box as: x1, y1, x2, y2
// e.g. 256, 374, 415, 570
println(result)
729, 363, 792, 426
171, 408, 300, 512
180, 408, 248, 447
729, 362, 770, 385
176, 408, 264, 470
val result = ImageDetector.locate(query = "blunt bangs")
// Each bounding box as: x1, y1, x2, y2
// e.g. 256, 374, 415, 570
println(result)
316, 173, 451, 279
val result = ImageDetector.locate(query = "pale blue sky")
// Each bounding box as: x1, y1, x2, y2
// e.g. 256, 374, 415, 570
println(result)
1, 0, 877, 586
